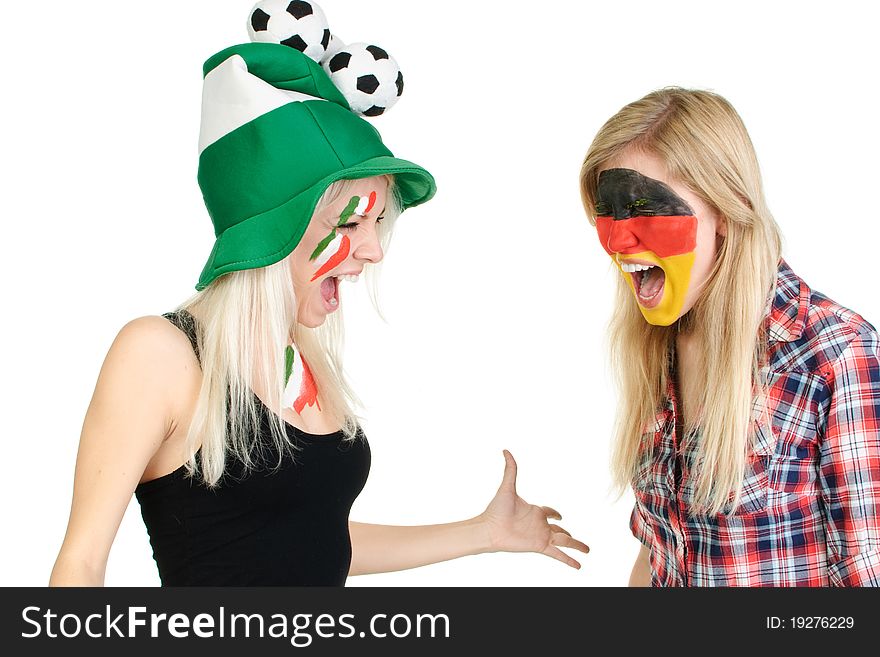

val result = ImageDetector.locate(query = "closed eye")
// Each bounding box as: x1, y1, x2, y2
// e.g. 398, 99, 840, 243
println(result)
340, 215, 384, 230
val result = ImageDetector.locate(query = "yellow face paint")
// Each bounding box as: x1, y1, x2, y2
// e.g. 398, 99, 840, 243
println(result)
614, 251, 695, 326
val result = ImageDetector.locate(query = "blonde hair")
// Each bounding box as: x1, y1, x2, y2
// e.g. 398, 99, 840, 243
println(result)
176, 176, 400, 486
579, 88, 782, 514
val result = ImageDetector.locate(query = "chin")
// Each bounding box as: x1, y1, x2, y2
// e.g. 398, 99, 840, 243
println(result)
296, 310, 326, 329
638, 293, 685, 326
299, 318, 325, 329
640, 311, 678, 327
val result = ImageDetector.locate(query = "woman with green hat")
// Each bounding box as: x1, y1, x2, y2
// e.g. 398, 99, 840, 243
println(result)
49, 16, 587, 585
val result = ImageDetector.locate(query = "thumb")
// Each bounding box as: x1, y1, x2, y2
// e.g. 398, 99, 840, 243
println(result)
498, 449, 518, 493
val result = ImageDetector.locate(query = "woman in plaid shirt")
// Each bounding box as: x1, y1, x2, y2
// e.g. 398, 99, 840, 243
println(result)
579, 88, 880, 586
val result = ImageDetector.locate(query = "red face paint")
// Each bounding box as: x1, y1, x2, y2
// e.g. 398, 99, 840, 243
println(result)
595, 215, 697, 258
357, 190, 377, 216
310, 234, 351, 282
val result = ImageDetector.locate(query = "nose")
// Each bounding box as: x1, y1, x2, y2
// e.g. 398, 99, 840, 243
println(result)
353, 225, 384, 264
606, 220, 641, 253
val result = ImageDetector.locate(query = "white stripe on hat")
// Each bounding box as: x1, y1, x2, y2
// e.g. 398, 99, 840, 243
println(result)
198, 54, 326, 154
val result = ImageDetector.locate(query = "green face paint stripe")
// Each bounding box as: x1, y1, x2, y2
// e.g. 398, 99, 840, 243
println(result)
309, 229, 337, 261
284, 345, 295, 386
338, 196, 361, 224
308, 196, 362, 262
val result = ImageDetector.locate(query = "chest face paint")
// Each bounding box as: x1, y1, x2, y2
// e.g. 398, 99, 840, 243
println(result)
282, 345, 320, 415
309, 191, 377, 282
595, 168, 697, 326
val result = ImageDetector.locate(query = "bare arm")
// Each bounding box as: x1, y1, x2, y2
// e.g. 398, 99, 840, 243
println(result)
49, 317, 188, 586
348, 519, 489, 575
629, 544, 651, 586
348, 451, 589, 576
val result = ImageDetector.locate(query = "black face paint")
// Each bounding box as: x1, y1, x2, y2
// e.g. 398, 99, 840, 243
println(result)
596, 168, 694, 220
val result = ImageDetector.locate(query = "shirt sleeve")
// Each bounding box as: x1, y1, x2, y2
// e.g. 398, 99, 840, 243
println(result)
629, 499, 653, 548
819, 329, 880, 587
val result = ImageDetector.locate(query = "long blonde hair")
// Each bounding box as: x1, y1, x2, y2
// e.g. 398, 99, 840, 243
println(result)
175, 177, 400, 486
579, 88, 782, 514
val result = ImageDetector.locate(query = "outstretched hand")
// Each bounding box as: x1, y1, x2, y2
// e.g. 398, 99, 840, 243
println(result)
478, 450, 589, 569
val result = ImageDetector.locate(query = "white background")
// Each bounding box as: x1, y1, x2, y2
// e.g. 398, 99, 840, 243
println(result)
2, 0, 878, 587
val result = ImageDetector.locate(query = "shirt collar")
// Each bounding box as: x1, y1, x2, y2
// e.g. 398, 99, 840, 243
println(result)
767, 259, 810, 343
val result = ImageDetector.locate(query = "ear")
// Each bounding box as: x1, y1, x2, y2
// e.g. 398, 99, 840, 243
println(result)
716, 214, 728, 238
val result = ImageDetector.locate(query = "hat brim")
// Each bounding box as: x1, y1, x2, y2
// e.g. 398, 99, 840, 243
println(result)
195, 155, 435, 290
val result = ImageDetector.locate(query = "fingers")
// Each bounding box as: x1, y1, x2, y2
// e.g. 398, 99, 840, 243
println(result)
549, 528, 590, 555
548, 523, 571, 538
543, 545, 582, 570
498, 449, 518, 493
541, 506, 562, 521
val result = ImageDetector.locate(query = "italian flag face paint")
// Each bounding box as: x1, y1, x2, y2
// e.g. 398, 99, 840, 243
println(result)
310, 233, 351, 282
307, 192, 375, 281
282, 345, 320, 415
354, 191, 377, 217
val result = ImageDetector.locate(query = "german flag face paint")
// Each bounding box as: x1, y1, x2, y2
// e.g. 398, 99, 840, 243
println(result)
595, 168, 697, 326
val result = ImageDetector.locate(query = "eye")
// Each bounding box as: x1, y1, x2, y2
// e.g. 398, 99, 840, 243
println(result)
336, 222, 359, 232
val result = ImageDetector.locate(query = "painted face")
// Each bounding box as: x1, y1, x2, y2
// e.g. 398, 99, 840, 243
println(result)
291, 177, 387, 328
595, 151, 724, 326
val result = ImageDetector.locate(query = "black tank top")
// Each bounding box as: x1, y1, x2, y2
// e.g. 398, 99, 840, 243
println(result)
134, 310, 370, 586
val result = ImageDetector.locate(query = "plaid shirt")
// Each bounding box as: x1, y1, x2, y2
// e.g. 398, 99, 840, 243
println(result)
631, 261, 880, 586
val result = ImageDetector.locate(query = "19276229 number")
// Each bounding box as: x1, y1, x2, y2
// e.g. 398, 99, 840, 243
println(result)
766, 616, 855, 630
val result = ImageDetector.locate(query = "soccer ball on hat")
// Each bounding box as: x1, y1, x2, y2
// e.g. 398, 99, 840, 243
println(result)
247, 0, 331, 63
323, 42, 404, 117
320, 33, 346, 65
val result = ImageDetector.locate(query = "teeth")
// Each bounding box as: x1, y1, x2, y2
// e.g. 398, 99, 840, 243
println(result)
620, 262, 656, 273
339, 274, 359, 283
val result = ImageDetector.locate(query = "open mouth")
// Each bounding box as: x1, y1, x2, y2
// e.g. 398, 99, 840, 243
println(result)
621, 262, 665, 308
320, 276, 339, 311
318, 273, 360, 312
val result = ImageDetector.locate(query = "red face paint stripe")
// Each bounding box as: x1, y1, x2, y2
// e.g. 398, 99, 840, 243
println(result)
309, 234, 351, 281
364, 190, 377, 214
596, 215, 697, 258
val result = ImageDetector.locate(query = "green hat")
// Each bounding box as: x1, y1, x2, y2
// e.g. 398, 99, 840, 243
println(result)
195, 42, 436, 290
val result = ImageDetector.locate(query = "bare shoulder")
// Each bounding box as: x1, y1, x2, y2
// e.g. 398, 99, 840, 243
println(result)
96, 315, 201, 427
110, 314, 199, 373
113, 314, 196, 357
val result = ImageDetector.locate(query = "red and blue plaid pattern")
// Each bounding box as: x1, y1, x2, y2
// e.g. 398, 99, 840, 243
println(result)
631, 261, 880, 586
